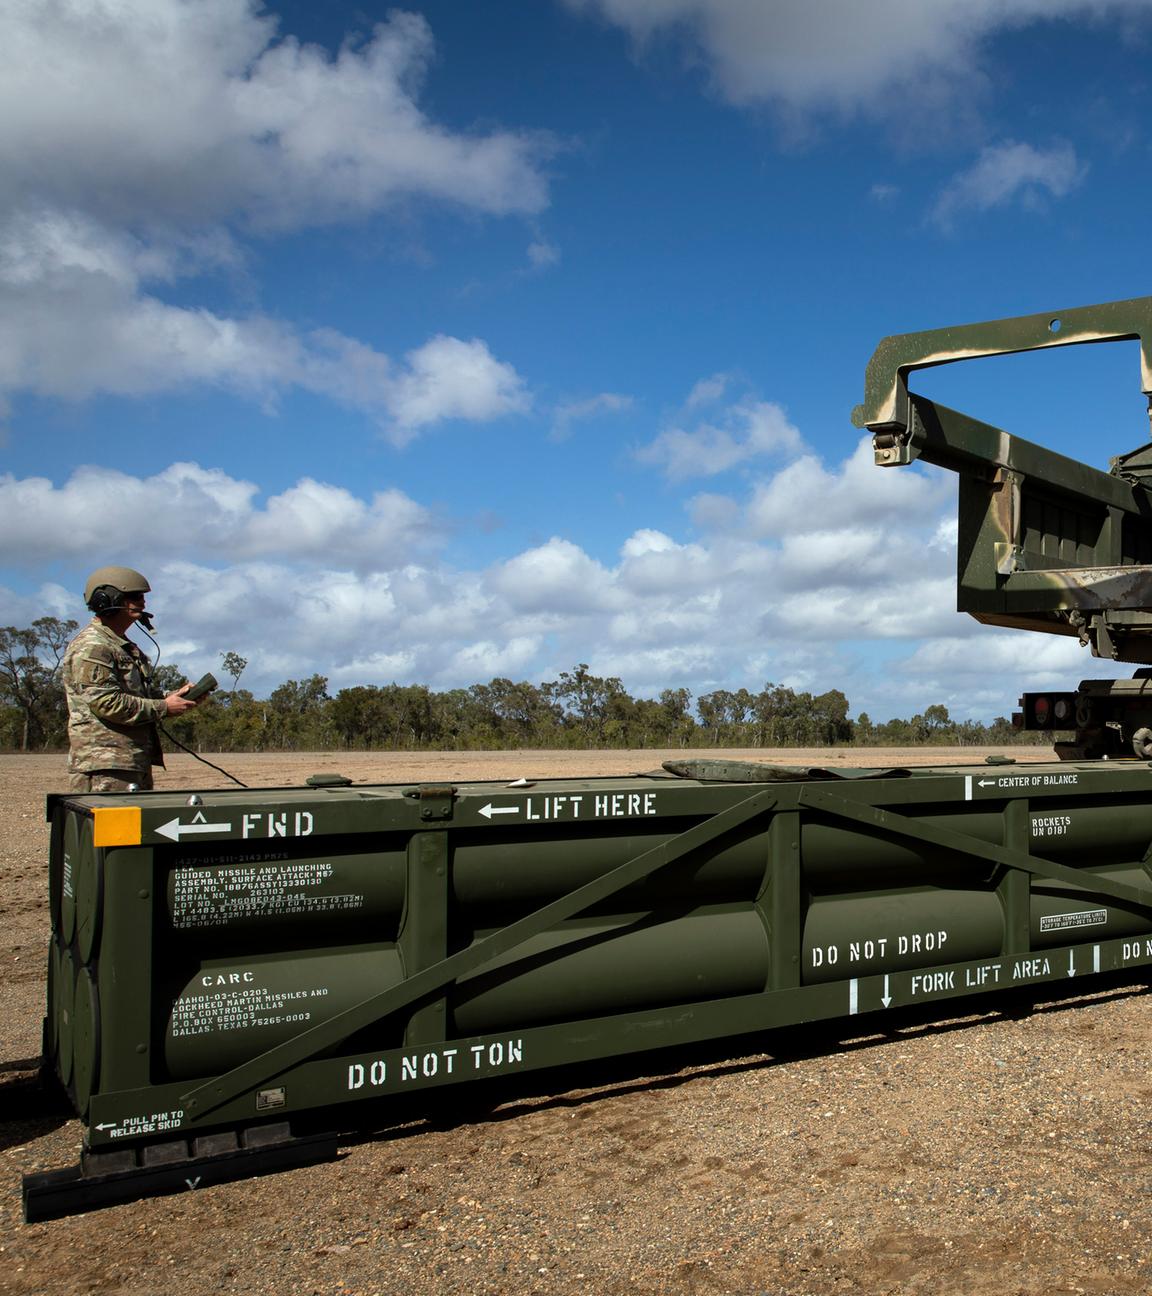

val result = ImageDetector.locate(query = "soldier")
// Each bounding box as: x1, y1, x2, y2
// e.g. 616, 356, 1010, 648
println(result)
61, 566, 199, 792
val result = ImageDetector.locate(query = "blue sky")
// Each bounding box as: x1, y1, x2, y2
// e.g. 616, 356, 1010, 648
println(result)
3, 0, 1152, 722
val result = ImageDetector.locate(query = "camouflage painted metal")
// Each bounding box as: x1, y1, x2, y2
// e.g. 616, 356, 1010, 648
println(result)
852, 296, 1152, 666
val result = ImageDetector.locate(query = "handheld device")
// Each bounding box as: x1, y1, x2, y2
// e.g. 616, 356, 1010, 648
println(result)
184, 672, 219, 702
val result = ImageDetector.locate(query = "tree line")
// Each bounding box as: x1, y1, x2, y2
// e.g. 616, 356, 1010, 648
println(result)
1, 617, 1035, 754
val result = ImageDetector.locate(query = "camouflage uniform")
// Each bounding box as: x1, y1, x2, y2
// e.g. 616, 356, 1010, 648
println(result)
61, 619, 168, 792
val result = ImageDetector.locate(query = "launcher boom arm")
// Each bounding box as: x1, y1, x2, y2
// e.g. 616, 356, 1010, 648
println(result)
853, 296, 1152, 666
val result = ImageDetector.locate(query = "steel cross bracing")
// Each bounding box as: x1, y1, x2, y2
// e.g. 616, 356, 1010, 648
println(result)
177, 787, 779, 1122
172, 773, 1152, 1124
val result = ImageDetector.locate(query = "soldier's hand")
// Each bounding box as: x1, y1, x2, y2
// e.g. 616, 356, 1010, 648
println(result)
165, 684, 199, 716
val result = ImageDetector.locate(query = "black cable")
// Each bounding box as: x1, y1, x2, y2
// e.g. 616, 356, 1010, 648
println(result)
134, 618, 162, 666
130, 620, 248, 788
157, 721, 249, 788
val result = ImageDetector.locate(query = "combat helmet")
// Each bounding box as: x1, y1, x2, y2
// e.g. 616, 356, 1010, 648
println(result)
84, 566, 151, 614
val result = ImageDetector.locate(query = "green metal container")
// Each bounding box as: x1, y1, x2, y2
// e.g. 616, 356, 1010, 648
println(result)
72, 966, 99, 1115
453, 908, 769, 1034
163, 946, 404, 1079
58, 811, 81, 947
54, 943, 77, 1090
45, 937, 61, 1066
161, 840, 408, 947
41, 761, 1152, 1156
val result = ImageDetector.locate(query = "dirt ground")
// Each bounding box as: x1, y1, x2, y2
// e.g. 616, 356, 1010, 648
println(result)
1, 747, 1151, 1296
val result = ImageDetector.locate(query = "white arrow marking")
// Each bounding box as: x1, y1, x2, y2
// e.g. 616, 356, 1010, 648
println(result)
156, 815, 232, 842
1067, 949, 1076, 978
881, 974, 892, 1008
185, 1177, 201, 1190
479, 803, 521, 820
94, 1122, 118, 1131
977, 778, 998, 788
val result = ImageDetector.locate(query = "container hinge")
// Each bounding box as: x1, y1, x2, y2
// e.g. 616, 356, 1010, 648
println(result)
403, 784, 457, 821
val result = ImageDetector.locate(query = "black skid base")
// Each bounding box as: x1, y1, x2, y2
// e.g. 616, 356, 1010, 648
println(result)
22, 1124, 340, 1222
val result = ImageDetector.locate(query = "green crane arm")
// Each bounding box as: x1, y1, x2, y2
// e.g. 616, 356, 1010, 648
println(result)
852, 296, 1152, 446
852, 297, 1152, 664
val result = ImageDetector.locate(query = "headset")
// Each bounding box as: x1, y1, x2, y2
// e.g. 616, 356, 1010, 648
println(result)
87, 584, 127, 615
87, 584, 155, 630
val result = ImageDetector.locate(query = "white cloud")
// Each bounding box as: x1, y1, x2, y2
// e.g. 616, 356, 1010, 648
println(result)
551, 391, 633, 438
775, 578, 958, 641
527, 238, 561, 269
685, 373, 730, 407
243, 478, 437, 557
621, 528, 681, 558
0, 3, 548, 227
0, 214, 530, 437
2, 581, 78, 627
381, 335, 531, 441
687, 492, 741, 531
0, 1, 547, 432
562, 0, 1152, 113
776, 528, 916, 589
489, 538, 620, 615
743, 437, 951, 538
0, 463, 443, 570
932, 140, 1087, 226
905, 632, 1096, 678
637, 397, 804, 479
0, 221, 297, 403
2, 436, 1101, 719
882, 628, 1133, 720
617, 529, 716, 596
326, 649, 418, 688
445, 636, 544, 680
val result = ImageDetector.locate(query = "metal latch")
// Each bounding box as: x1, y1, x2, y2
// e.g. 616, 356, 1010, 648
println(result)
402, 784, 457, 821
